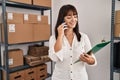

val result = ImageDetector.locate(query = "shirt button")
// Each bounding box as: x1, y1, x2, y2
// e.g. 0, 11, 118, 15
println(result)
70, 48, 72, 50
71, 79, 72, 80
71, 71, 72, 73
70, 56, 72, 58
71, 64, 72, 65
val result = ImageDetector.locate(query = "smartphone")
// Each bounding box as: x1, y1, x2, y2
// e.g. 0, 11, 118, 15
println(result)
64, 24, 68, 30
62, 21, 68, 30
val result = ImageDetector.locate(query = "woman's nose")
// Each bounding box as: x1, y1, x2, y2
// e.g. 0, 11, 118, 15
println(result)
71, 17, 76, 21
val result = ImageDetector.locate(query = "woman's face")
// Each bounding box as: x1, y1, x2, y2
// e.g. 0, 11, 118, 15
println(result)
64, 10, 78, 29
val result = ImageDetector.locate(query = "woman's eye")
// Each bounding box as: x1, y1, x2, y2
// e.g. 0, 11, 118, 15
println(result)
66, 15, 77, 19
74, 15, 77, 18
66, 16, 72, 19
67, 17, 71, 19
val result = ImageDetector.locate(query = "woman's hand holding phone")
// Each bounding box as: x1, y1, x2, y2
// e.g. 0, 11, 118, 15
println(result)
63, 23, 68, 30
57, 22, 68, 38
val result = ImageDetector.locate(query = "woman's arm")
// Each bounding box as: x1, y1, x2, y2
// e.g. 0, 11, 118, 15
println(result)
49, 23, 65, 62
80, 34, 97, 65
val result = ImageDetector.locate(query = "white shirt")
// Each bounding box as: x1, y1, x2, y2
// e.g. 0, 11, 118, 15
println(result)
49, 32, 97, 80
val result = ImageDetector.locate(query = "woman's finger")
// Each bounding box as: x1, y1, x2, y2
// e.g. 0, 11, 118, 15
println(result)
84, 53, 90, 58
80, 54, 87, 62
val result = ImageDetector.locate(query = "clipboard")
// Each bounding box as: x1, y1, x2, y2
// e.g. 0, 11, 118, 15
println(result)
74, 41, 111, 64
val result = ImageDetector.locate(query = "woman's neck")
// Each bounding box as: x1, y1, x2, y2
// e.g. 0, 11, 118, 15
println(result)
64, 29, 74, 36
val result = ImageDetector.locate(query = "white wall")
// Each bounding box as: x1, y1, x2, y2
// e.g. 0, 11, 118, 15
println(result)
52, 0, 111, 80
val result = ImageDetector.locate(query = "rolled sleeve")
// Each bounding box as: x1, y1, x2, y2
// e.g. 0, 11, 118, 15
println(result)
90, 54, 97, 66
48, 35, 64, 62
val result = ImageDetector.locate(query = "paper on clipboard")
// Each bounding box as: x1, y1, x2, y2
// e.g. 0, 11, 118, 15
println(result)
74, 41, 111, 64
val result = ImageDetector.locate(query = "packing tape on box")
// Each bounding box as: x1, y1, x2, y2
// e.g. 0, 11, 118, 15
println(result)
37, 15, 41, 21
8, 13, 13, 20
8, 24, 15, 32
24, 14, 29, 21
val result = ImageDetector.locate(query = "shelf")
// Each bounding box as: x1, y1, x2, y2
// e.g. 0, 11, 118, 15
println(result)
0, 66, 5, 71
1, 40, 49, 46
0, 64, 47, 73
0, 1, 51, 10
0, 66, 52, 78
0, 65, 31, 73
114, 67, 120, 73
114, 37, 120, 40
9, 63, 47, 73
0, 65, 52, 77
9, 64, 30, 73
0, 64, 52, 76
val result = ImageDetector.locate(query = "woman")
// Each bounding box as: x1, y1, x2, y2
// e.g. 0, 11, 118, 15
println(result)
49, 4, 97, 80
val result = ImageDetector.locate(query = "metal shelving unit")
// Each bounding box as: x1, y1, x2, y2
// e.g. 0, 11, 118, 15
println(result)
110, 0, 115, 79
0, 0, 53, 80
110, 0, 120, 80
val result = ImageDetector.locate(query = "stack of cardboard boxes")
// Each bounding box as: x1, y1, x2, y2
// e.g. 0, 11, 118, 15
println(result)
3, 64, 47, 80
3, 48, 47, 80
1, 12, 50, 44
24, 45, 51, 66
3, 48, 48, 80
115, 10, 120, 37
1, 12, 50, 79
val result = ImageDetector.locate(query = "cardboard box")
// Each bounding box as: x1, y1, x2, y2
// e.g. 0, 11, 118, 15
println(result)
33, 24, 50, 41
24, 14, 38, 24
8, 49, 24, 68
25, 55, 41, 63
25, 55, 51, 66
24, 67, 37, 77
24, 14, 48, 24
10, 70, 25, 80
3, 70, 25, 80
28, 45, 49, 57
3, 49, 24, 68
114, 24, 120, 37
25, 76, 37, 80
36, 64, 47, 74
5, 12, 23, 24
28, 60, 45, 66
40, 16, 48, 24
36, 64, 47, 80
9, 0, 32, 4
37, 73, 47, 80
115, 10, 120, 23
2, 23, 33, 44
33, 0, 51, 7
24, 67, 37, 80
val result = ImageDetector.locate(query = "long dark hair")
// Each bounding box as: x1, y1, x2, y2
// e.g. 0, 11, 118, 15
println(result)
55, 4, 81, 41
